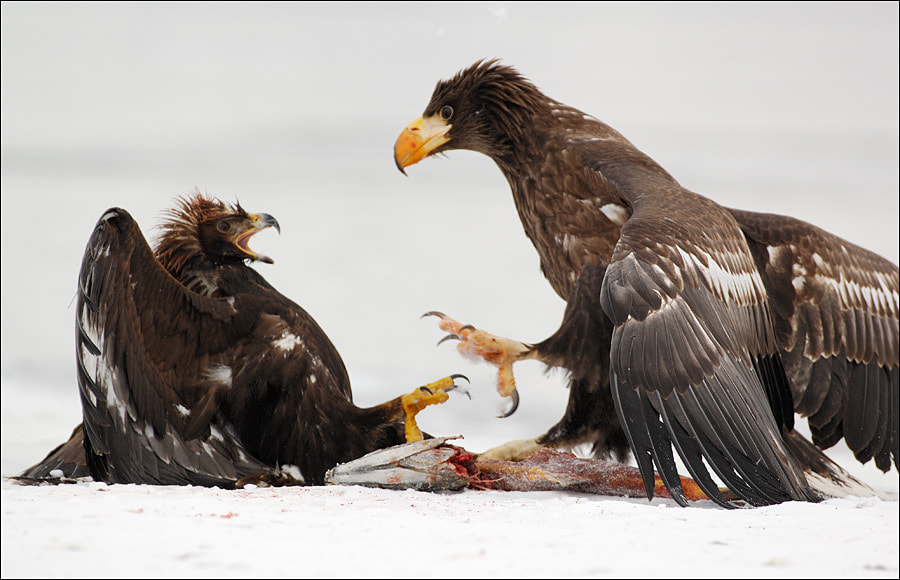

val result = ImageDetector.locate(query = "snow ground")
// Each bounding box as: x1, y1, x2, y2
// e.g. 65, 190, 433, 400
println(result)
2, 3, 898, 578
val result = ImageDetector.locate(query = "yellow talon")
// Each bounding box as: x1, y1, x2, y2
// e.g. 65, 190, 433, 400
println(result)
401, 376, 455, 442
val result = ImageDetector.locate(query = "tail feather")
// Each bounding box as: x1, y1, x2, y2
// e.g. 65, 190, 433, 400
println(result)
783, 429, 887, 500
12, 423, 91, 484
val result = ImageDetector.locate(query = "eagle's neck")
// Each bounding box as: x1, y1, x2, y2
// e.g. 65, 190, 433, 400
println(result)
154, 225, 249, 297
174, 258, 268, 298
178, 268, 225, 297
488, 100, 677, 299
155, 219, 203, 274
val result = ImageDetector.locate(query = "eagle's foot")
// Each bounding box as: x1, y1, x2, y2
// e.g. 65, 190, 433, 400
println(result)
477, 438, 544, 461
422, 311, 530, 416
402, 374, 468, 442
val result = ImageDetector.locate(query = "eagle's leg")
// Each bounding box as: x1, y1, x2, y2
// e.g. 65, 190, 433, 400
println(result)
423, 311, 533, 411
478, 438, 545, 461
427, 266, 630, 464
401, 374, 468, 443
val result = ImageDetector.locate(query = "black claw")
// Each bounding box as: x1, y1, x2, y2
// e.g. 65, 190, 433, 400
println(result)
419, 386, 434, 395
395, 157, 408, 176
437, 334, 460, 347
458, 324, 475, 333
497, 390, 520, 418
447, 374, 472, 400
421, 310, 447, 319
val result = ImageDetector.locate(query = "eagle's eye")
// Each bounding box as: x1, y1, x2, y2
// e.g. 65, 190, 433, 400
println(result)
440, 105, 453, 120
216, 221, 231, 233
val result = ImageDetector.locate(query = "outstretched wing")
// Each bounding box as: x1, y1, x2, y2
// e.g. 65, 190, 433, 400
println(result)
76, 208, 273, 486
731, 208, 899, 472
599, 190, 816, 507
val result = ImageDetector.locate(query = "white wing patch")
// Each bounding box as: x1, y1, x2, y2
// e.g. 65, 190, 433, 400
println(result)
79, 317, 104, 408
813, 251, 900, 317
599, 203, 629, 226
82, 319, 133, 426
677, 246, 765, 307
554, 233, 576, 253
273, 330, 304, 352
209, 425, 226, 443
792, 251, 809, 293
204, 364, 233, 389
206, 424, 253, 464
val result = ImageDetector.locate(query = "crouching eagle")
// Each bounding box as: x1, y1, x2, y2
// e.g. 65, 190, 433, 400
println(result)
19, 193, 462, 487
394, 59, 899, 507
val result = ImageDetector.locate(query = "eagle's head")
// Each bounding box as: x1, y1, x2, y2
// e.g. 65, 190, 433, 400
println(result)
154, 191, 280, 276
394, 59, 550, 173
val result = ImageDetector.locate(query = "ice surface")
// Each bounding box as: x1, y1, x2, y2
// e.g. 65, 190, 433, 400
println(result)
2, 3, 897, 578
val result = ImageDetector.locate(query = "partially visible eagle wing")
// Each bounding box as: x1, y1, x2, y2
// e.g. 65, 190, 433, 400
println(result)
731, 208, 899, 471
76, 208, 273, 486
599, 193, 815, 507
215, 304, 357, 483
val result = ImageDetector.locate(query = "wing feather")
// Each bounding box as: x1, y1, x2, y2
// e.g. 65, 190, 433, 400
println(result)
733, 208, 899, 470
601, 193, 817, 505
76, 208, 274, 486
608, 371, 661, 499
637, 389, 686, 504
659, 392, 732, 506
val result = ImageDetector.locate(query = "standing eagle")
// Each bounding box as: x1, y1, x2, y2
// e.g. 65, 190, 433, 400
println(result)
19, 193, 460, 487
394, 59, 899, 507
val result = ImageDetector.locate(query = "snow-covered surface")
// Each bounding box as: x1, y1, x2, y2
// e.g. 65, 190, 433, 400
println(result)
2, 3, 897, 578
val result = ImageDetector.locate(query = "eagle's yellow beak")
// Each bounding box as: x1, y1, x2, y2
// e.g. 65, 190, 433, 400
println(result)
234, 213, 280, 264
393, 115, 451, 174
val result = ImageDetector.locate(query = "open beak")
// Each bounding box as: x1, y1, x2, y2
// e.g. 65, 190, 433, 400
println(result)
393, 115, 451, 175
235, 213, 280, 264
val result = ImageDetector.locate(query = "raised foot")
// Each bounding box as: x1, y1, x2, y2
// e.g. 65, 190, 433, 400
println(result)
478, 438, 544, 461
422, 311, 530, 417
402, 374, 469, 442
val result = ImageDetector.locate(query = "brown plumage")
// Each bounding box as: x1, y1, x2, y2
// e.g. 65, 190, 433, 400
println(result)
395, 59, 898, 507
19, 193, 459, 487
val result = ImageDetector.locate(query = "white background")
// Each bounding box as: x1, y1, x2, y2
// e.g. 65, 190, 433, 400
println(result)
2, 3, 897, 577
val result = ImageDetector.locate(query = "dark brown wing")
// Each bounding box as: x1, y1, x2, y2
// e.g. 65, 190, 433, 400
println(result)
76, 208, 274, 486
732, 208, 899, 472
214, 307, 368, 485
600, 190, 817, 507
